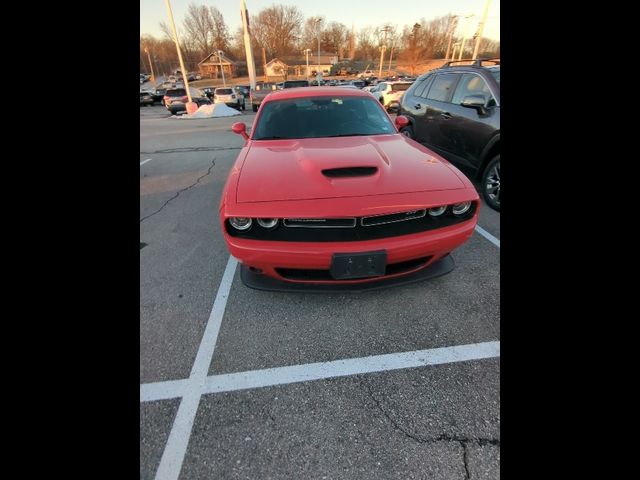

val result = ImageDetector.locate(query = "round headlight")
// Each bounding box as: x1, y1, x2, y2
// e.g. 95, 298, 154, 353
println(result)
452, 202, 472, 216
229, 217, 252, 230
428, 206, 447, 217
257, 218, 279, 229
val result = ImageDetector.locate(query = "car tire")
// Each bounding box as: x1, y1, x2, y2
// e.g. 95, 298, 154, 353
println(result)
399, 125, 414, 139
252, 104, 258, 112
481, 155, 500, 211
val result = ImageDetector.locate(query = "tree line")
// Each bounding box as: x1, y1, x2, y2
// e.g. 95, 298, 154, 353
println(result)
140, 3, 500, 76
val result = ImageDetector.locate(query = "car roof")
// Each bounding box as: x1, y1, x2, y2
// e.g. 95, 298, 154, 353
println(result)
264, 86, 373, 101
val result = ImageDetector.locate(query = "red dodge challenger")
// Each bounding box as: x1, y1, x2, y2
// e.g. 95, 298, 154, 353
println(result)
220, 87, 479, 291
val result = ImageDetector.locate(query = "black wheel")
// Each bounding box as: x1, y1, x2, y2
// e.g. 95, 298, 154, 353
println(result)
252, 104, 258, 112
399, 125, 414, 139
481, 155, 500, 211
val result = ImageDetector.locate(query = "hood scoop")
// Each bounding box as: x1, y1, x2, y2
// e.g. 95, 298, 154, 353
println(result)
321, 166, 378, 178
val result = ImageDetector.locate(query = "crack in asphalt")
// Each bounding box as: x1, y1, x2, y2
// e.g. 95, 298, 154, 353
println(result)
139, 158, 216, 224
360, 380, 499, 479
140, 146, 241, 155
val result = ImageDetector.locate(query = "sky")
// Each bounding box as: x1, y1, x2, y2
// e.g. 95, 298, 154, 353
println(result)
140, 0, 500, 42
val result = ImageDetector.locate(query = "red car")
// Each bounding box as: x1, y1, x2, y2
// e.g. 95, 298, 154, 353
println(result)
220, 87, 479, 291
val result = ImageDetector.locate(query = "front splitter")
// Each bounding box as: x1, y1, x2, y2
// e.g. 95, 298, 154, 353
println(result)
240, 254, 455, 293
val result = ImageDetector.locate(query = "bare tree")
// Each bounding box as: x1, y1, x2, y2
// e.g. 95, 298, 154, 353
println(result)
355, 26, 377, 61
300, 16, 324, 52
210, 6, 230, 52
251, 5, 303, 59
400, 23, 425, 75
321, 22, 348, 56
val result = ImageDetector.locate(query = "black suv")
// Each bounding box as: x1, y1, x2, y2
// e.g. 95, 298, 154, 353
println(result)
398, 59, 500, 210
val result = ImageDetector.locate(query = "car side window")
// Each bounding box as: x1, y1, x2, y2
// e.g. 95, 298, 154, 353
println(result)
451, 73, 494, 106
414, 75, 434, 98
425, 74, 460, 102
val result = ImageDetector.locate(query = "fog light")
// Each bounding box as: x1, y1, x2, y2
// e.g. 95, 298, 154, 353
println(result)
428, 206, 447, 217
452, 202, 472, 216
257, 218, 279, 229
229, 217, 252, 230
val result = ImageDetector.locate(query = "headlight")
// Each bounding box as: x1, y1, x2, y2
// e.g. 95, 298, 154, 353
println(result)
428, 206, 447, 217
257, 218, 279, 229
229, 217, 252, 230
452, 202, 472, 216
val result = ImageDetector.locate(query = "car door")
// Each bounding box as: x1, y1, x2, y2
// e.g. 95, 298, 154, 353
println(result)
401, 74, 434, 138
439, 73, 500, 169
420, 73, 462, 153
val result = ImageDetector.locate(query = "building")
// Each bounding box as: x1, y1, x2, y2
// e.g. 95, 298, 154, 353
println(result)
264, 53, 339, 78
198, 52, 236, 79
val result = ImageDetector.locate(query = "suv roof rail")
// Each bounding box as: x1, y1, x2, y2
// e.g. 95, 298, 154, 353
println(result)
441, 58, 500, 68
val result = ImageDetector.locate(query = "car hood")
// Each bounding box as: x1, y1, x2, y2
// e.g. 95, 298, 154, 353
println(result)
236, 135, 467, 203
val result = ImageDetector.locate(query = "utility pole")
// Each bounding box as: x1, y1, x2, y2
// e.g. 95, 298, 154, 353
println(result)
217, 50, 226, 86
240, 0, 257, 89
164, 0, 195, 112
379, 25, 391, 78
144, 47, 155, 84
472, 0, 492, 59
262, 47, 268, 82
451, 43, 459, 62
444, 16, 459, 62
387, 36, 396, 76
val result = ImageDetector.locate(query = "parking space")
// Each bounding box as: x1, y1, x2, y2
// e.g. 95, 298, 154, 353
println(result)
140, 107, 499, 479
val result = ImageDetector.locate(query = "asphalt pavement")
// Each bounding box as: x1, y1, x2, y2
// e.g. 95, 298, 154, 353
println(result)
140, 105, 500, 479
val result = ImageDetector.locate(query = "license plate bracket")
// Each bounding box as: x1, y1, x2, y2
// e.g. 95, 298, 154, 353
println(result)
329, 250, 387, 280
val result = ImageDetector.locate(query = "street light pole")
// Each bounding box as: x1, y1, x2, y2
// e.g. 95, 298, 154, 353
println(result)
315, 19, 321, 83
458, 14, 474, 61
164, 0, 195, 112
304, 48, 311, 81
472, 0, 492, 59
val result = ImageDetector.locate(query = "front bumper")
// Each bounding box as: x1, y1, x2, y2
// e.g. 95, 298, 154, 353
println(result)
224, 218, 476, 286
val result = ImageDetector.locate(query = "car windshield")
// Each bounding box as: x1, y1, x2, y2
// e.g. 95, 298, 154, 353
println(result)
283, 81, 309, 88
216, 88, 233, 95
252, 96, 396, 140
167, 89, 186, 96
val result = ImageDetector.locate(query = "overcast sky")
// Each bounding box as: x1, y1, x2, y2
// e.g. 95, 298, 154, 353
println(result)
140, 0, 500, 41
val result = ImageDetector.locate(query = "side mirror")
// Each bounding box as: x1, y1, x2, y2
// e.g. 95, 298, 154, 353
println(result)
231, 122, 249, 141
395, 115, 409, 128
461, 95, 488, 115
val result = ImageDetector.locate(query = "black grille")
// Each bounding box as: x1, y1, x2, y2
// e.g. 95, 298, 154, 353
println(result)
225, 203, 476, 242
361, 209, 426, 226
276, 256, 432, 281
283, 217, 356, 228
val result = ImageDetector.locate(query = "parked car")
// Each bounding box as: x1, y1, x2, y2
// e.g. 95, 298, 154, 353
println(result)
397, 59, 500, 210
152, 87, 166, 104
213, 87, 245, 110
163, 87, 211, 115
222, 87, 479, 290
369, 81, 413, 110
358, 69, 375, 78
250, 83, 275, 112
282, 80, 309, 89
350, 80, 365, 89
139, 91, 154, 106
201, 87, 214, 99
235, 85, 251, 98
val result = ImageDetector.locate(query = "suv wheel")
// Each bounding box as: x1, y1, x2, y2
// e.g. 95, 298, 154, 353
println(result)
399, 125, 414, 139
481, 155, 500, 211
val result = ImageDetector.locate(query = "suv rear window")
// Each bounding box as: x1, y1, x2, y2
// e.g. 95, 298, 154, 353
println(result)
391, 83, 411, 92
166, 89, 186, 96
215, 88, 233, 95
283, 81, 309, 88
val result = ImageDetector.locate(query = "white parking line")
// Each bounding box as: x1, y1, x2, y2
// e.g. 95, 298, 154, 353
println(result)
154, 256, 238, 480
140, 158, 153, 166
475, 225, 500, 248
140, 341, 500, 403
